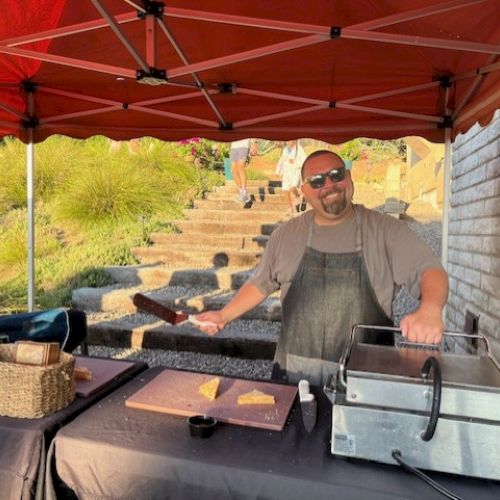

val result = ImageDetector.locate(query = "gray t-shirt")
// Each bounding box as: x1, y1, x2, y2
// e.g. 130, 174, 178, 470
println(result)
248, 205, 443, 317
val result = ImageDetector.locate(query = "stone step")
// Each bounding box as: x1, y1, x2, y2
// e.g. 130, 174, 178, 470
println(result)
240, 179, 282, 188
86, 313, 279, 359
174, 219, 280, 236
216, 185, 284, 195
182, 208, 285, 223
73, 286, 281, 321
104, 265, 253, 289
194, 199, 289, 211
150, 232, 269, 251
216, 183, 385, 208
207, 191, 284, 203
131, 245, 262, 267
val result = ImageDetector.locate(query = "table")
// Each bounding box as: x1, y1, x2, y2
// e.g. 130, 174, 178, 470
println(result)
0, 357, 147, 500
47, 367, 500, 500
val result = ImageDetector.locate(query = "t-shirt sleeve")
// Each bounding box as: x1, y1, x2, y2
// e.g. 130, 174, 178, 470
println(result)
246, 228, 282, 296
384, 217, 444, 300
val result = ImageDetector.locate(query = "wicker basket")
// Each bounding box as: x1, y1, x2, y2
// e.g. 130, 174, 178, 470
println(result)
0, 344, 75, 418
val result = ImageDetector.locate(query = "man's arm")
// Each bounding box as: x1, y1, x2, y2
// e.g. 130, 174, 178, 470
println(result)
400, 267, 449, 344
193, 283, 268, 335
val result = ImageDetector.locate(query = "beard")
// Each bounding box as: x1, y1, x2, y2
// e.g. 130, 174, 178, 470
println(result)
320, 188, 347, 215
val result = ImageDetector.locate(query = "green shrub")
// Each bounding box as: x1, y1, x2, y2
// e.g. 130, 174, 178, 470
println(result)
0, 207, 62, 279
0, 135, 83, 213
246, 168, 268, 180
38, 266, 115, 309
53, 160, 166, 225
0, 215, 26, 275
339, 139, 363, 161
0, 276, 27, 314
260, 145, 282, 164
0, 138, 27, 212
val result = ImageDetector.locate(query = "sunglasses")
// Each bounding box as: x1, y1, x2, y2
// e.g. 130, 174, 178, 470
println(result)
304, 166, 346, 189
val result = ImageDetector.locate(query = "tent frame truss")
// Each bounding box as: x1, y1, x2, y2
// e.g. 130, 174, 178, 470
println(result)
0, 0, 498, 136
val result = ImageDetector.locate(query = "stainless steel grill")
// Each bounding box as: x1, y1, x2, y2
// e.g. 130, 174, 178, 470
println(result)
326, 325, 500, 481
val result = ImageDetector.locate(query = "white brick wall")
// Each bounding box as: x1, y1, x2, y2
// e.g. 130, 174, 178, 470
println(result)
447, 110, 500, 357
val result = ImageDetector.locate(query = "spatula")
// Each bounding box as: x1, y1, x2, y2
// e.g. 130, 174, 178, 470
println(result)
132, 293, 215, 328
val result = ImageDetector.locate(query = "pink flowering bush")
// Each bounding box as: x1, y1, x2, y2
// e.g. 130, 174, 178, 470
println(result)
177, 138, 229, 169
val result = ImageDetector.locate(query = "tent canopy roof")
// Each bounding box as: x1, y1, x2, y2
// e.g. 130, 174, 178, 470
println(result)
0, 0, 499, 144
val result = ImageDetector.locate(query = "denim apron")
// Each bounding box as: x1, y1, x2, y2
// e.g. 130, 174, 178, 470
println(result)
273, 206, 393, 385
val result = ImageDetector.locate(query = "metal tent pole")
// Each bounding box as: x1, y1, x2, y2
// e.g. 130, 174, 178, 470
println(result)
441, 128, 453, 326
26, 129, 35, 311
441, 127, 452, 272
26, 90, 35, 312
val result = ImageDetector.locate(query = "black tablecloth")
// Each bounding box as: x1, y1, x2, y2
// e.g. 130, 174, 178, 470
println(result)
0, 357, 147, 500
48, 367, 500, 500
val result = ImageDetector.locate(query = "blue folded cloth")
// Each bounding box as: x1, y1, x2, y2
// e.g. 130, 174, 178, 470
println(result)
0, 308, 70, 349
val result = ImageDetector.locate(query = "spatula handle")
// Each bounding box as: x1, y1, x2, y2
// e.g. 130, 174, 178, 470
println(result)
187, 315, 218, 329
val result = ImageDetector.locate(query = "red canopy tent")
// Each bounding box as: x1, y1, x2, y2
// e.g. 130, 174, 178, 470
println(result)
0, 0, 498, 143
0, 0, 499, 307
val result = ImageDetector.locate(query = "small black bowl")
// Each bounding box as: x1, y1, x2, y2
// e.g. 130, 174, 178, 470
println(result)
188, 415, 217, 438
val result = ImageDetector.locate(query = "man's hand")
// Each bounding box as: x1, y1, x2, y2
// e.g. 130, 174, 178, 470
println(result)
400, 303, 444, 344
191, 283, 269, 336
400, 267, 448, 344
192, 311, 227, 336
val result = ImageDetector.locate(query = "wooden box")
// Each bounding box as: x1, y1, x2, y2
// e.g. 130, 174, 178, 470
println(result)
15, 341, 60, 366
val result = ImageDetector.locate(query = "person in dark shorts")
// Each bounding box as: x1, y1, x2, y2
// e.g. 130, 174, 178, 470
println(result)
230, 139, 251, 204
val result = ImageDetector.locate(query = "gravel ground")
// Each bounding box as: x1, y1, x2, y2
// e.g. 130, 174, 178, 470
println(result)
87, 312, 281, 341
78, 344, 274, 380
92, 284, 223, 299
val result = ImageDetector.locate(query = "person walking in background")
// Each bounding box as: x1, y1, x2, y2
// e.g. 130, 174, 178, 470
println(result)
275, 140, 307, 215
230, 139, 252, 204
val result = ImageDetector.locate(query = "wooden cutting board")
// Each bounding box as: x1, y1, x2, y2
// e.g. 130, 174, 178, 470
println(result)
125, 369, 298, 431
74, 356, 136, 398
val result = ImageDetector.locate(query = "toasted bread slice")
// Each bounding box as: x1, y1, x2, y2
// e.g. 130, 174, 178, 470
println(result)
74, 366, 93, 381
237, 389, 275, 405
198, 377, 220, 400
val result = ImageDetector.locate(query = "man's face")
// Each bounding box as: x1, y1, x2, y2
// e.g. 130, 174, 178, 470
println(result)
301, 153, 354, 222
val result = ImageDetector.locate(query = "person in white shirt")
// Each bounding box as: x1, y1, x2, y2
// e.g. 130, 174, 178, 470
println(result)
230, 139, 251, 204
275, 140, 307, 215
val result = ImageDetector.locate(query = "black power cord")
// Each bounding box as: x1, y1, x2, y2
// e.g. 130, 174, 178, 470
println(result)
392, 450, 464, 500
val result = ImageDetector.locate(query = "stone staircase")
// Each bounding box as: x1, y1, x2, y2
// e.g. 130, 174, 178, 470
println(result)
73, 180, 289, 360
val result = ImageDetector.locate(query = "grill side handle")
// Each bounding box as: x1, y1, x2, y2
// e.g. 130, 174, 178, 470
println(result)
420, 356, 442, 442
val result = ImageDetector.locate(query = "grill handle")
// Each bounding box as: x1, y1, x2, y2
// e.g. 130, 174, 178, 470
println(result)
420, 356, 442, 442
338, 325, 500, 388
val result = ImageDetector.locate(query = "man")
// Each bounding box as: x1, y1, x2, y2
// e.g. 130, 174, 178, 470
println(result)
229, 139, 252, 204
195, 150, 448, 384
